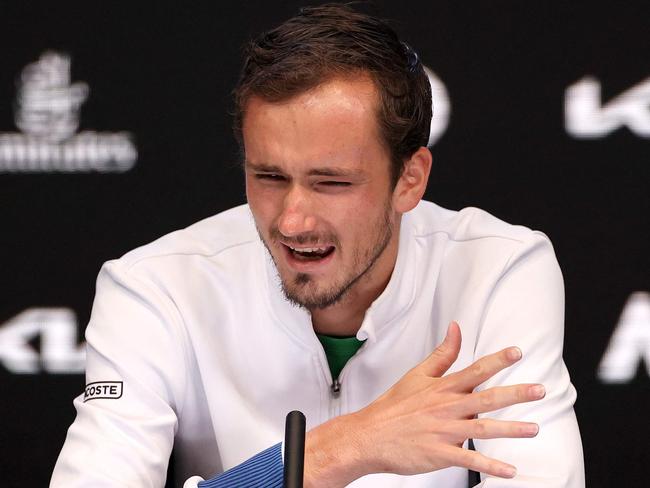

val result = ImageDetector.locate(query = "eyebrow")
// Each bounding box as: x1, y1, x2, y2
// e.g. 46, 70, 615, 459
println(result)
245, 162, 363, 178
245, 162, 283, 173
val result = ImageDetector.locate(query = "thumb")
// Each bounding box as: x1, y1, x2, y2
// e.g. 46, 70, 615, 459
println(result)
417, 321, 462, 377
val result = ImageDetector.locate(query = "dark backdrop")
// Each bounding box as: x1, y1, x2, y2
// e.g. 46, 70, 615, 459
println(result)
1, 1, 648, 486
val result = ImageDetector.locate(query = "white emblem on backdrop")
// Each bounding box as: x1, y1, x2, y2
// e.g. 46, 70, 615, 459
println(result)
598, 291, 650, 383
565, 76, 650, 138
0, 308, 85, 374
0, 51, 137, 172
424, 66, 450, 146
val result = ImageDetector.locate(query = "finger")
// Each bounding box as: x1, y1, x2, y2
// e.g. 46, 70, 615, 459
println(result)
416, 321, 462, 377
446, 418, 539, 440
458, 384, 546, 417
443, 444, 517, 478
444, 346, 522, 391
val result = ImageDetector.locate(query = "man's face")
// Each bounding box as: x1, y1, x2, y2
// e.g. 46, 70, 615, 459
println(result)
243, 76, 399, 310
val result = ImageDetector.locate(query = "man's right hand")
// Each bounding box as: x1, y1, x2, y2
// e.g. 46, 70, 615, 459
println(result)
304, 321, 545, 488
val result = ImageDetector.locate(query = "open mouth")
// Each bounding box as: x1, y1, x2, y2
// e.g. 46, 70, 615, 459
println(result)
284, 244, 336, 262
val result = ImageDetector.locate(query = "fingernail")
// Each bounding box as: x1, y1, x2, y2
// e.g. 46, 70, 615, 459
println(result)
524, 423, 539, 436
507, 347, 522, 361
530, 384, 546, 398
502, 465, 517, 478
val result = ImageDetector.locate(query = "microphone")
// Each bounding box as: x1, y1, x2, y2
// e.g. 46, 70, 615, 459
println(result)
284, 410, 306, 488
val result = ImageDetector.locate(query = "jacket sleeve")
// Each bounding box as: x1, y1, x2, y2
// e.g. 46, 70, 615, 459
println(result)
182, 442, 283, 488
471, 232, 585, 487
50, 260, 191, 487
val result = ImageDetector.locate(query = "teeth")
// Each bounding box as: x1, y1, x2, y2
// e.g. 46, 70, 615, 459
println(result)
288, 246, 329, 252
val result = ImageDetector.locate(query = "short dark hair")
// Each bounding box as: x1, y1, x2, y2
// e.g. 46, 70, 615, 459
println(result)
233, 3, 432, 186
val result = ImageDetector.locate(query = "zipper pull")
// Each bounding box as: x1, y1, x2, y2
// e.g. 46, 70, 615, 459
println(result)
330, 378, 341, 398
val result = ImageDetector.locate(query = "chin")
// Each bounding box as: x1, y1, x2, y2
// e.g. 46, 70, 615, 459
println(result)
280, 273, 352, 310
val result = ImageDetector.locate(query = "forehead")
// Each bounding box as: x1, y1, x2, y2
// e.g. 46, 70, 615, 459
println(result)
242, 76, 388, 172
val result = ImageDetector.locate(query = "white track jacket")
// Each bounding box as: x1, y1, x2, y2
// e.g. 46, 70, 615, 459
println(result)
51, 201, 585, 487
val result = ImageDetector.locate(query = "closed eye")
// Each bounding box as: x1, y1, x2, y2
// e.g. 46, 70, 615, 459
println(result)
319, 181, 351, 187
255, 173, 286, 181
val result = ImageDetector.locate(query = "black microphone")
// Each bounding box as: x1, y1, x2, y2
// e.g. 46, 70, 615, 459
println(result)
284, 410, 306, 488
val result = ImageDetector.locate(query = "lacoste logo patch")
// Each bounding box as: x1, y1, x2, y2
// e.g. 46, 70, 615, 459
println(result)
84, 381, 123, 401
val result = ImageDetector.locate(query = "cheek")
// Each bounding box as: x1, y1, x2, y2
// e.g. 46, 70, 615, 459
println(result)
246, 181, 276, 229
332, 199, 376, 241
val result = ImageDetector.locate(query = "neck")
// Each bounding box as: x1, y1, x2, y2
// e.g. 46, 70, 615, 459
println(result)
310, 229, 399, 336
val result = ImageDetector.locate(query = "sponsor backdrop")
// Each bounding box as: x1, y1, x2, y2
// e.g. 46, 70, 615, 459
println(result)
1, 1, 648, 486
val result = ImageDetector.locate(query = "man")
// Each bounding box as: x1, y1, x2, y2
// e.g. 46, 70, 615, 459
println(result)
51, 4, 584, 487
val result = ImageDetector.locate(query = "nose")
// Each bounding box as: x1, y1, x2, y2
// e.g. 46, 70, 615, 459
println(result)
277, 185, 317, 238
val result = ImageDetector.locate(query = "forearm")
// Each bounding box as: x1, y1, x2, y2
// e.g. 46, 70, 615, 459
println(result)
193, 413, 368, 488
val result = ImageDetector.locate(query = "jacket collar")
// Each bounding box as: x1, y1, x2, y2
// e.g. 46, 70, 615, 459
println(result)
357, 213, 417, 343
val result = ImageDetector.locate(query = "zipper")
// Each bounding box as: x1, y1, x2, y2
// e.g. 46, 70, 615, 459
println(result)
324, 351, 341, 416
318, 338, 367, 419
329, 376, 342, 419
327, 351, 357, 417
313, 344, 340, 419
330, 378, 341, 398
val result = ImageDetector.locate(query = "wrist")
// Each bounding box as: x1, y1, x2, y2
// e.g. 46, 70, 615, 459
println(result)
303, 412, 369, 488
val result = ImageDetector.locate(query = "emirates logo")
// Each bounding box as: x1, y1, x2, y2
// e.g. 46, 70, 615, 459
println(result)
0, 51, 137, 172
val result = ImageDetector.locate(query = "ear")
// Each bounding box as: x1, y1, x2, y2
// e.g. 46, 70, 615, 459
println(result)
391, 146, 432, 213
